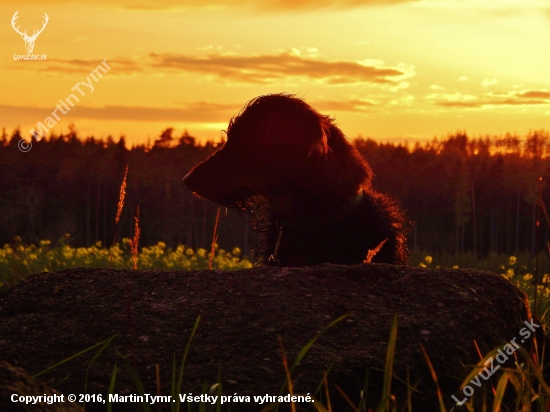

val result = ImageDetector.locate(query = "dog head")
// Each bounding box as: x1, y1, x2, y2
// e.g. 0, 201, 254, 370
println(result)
183, 93, 372, 207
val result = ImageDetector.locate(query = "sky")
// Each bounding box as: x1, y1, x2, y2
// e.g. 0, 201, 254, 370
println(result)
1, 0, 550, 146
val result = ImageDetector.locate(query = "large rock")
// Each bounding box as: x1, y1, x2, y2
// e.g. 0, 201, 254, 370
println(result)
0, 265, 532, 411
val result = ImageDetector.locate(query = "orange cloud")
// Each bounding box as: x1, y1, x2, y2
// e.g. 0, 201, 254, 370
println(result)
148, 51, 410, 86
519, 91, 550, 99
0, 97, 380, 126
69, 102, 237, 122
311, 99, 377, 112
11, 0, 418, 11
13, 52, 412, 87
432, 90, 550, 109
10, 57, 142, 75
0, 102, 237, 124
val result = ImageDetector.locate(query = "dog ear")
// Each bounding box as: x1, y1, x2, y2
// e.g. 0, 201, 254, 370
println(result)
324, 123, 374, 186
324, 123, 349, 154
308, 127, 330, 157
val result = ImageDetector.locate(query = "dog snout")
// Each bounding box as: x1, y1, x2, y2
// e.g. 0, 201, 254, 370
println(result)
182, 171, 202, 198
183, 162, 220, 201
184, 149, 249, 205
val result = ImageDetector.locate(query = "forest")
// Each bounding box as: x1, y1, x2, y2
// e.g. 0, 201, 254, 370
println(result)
1, 126, 550, 261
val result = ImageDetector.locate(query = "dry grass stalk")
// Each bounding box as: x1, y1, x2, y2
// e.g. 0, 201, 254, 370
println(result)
420, 345, 447, 412
115, 165, 128, 225
208, 206, 221, 270
278, 335, 297, 412
324, 373, 332, 412
128, 206, 140, 270
110, 165, 129, 267
155, 364, 161, 412
333, 384, 359, 412
472, 339, 497, 397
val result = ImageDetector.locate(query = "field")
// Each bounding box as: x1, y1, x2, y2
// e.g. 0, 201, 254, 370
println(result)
2, 132, 550, 410
2, 236, 550, 315
1, 238, 550, 411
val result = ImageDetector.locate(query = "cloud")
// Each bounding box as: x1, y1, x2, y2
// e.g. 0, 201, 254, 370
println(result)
430, 90, 550, 108
69, 102, 237, 122
12, 57, 143, 75
148, 51, 414, 86
20, 52, 414, 87
437, 101, 481, 108
519, 91, 550, 99
311, 98, 377, 112
0, 102, 238, 124
0, 97, 384, 126
0, 105, 55, 124
8, 0, 418, 11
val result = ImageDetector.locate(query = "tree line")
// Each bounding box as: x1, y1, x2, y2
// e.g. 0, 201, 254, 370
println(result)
1, 126, 550, 258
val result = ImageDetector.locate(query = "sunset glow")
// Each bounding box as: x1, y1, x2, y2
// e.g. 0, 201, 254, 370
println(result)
2, 0, 550, 145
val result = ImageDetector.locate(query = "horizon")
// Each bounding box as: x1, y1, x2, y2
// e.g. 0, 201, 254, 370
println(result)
3, 124, 548, 151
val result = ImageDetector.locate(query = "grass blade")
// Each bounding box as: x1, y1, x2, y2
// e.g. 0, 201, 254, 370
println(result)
275, 314, 348, 412
419, 344, 446, 412
334, 383, 360, 412
107, 362, 117, 412
290, 314, 348, 375
82, 334, 117, 409
120, 354, 150, 412
33, 334, 118, 379
172, 316, 201, 412
375, 314, 398, 412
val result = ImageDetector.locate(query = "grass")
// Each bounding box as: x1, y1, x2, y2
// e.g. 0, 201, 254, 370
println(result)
3, 242, 549, 318
0, 236, 253, 288
32, 312, 549, 411
5, 167, 550, 411
411, 250, 550, 318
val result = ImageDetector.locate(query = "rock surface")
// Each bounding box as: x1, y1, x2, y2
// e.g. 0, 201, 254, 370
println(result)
0, 264, 532, 411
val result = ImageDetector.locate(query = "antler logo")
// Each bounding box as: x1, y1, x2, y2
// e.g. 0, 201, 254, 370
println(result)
11, 11, 49, 54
